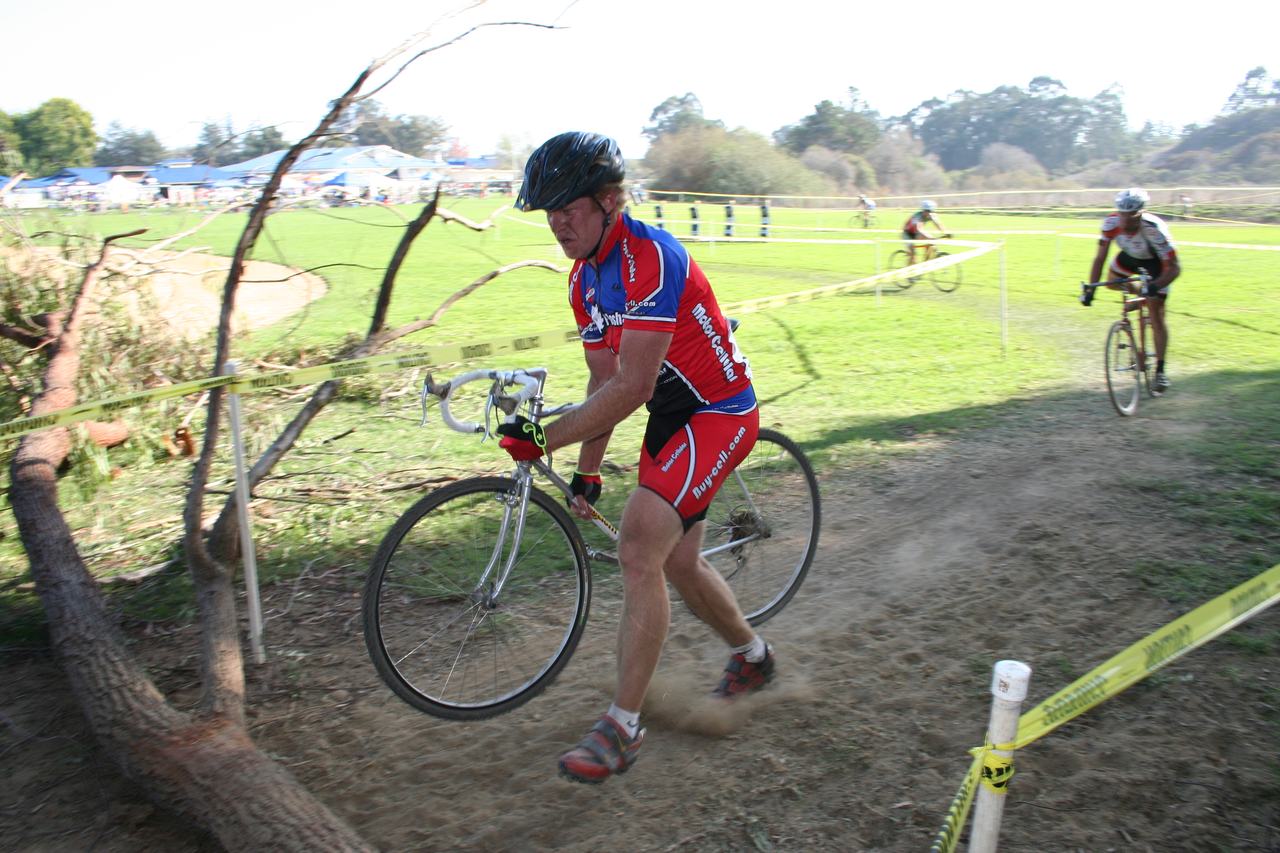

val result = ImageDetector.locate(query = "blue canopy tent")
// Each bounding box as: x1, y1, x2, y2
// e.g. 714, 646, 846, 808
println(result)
323, 171, 391, 188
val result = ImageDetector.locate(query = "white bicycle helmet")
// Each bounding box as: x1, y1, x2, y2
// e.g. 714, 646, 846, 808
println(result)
1114, 187, 1149, 212
920, 199, 936, 212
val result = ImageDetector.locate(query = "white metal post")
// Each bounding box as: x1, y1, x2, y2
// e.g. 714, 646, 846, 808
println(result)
999, 243, 1008, 357
224, 361, 266, 664
969, 660, 1031, 852
874, 240, 882, 305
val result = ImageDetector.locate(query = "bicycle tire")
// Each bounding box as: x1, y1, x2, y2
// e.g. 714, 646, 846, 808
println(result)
1105, 321, 1141, 416
702, 428, 821, 625
930, 251, 962, 292
886, 249, 915, 290
363, 476, 591, 720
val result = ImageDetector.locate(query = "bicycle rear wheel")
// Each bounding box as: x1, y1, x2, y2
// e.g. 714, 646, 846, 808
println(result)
702, 428, 821, 625
1105, 321, 1141, 416
930, 251, 962, 292
363, 477, 590, 720
886, 249, 915, 290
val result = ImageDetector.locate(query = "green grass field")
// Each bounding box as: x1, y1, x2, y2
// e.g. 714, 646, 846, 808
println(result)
2, 200, 1277, 633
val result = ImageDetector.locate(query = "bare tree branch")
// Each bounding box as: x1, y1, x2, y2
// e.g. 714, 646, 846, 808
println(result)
377, 259, 565, 347
0, 322, 46, 349
362, 21, 562, 101
0, 172, 26, 198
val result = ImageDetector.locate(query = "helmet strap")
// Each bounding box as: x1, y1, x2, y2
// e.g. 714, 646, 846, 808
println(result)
587, 195, 613, 265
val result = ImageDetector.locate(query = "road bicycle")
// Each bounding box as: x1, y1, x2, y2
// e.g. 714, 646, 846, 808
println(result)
1086, 273, 1162, 416
886, 234, 961, 292
362, 366, 822, 720
848, 209, 877, 229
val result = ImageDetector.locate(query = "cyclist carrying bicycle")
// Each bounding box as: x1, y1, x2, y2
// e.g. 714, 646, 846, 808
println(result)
901, 199, 948, 265
1080, 187, 1181, 392
503, 131, 772, 784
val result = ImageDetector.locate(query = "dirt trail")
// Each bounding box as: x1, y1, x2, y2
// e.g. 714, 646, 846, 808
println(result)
4, 369, 1277, 851
140, 252, 327, 337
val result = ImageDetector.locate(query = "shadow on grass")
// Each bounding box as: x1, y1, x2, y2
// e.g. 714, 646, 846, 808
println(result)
795, 364, 1280, 458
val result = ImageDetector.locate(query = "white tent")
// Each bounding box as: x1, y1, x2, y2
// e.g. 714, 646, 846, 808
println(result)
101, 175, 143, 205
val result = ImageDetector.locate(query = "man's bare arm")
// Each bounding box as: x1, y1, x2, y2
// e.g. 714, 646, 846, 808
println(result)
574, 346, 619, 473
544, 329, 670, 453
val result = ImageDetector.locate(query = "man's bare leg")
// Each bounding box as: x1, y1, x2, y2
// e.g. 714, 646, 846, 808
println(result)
1149, 298, 1169, 362
613, 487, 684, 711
663, 521, 753, 647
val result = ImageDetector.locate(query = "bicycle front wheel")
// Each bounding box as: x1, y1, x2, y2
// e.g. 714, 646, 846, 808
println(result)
930, 251, 962, 292
886, 249, 915, 290
702, 428, 821, 625
1105, 321, 1141, 416
363, 477, 590, 720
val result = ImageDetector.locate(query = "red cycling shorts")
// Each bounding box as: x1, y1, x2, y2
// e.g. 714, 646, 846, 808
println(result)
637, 407, 760, 530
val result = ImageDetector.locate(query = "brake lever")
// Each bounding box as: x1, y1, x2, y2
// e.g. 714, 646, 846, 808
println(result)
419, 378, 437, 427
481, 379, 505, 442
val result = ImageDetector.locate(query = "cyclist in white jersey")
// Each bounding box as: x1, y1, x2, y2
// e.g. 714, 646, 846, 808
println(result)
1081, 187, 1181, 392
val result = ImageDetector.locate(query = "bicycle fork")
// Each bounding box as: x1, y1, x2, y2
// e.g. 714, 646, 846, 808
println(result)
472, 471, 538, 608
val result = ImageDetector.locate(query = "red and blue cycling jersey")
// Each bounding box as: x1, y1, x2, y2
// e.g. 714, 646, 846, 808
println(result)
902, 210, 931, 236
569, 212, 755, 416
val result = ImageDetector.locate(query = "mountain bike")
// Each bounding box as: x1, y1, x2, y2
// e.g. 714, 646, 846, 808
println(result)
886, 235, 961, 292
362, 366, 822, 720
1086, 273, 1161, 416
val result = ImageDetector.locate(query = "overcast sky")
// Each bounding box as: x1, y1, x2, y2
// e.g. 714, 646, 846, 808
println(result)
5, 0, 1277, 161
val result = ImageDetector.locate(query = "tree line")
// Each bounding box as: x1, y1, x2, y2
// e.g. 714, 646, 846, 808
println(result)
641, 66, 1280, 197
4, 67, 1278, 191
0, 99, 450, 176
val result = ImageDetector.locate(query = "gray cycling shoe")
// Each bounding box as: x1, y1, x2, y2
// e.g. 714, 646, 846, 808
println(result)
1154, 372, 1171, 393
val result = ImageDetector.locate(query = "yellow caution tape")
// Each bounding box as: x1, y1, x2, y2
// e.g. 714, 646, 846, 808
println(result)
726, 242, 999, 317
932, 561, 1280, 846
979, 747, 1015, 793
0, 325, 580, 441
1013, 561, 1280, 748
930, 751, 983, 853
1, 241, 1000, 443
0, 375, 235, 440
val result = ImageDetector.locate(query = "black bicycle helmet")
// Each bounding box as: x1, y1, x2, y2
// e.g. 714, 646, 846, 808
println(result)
515, 132, 625, 212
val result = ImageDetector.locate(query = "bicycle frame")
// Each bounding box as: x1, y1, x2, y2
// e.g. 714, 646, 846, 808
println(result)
1121, 291, 1155, 374
909, 233, 950, 262
1090, 274, 1158, 415
366, 363, 821, 719
422, 367, 771, 594
1099, 274, 1156, 372
530, 455, 766, 567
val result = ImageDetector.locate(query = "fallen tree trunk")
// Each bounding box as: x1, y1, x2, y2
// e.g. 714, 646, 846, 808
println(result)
8, 233, 372, 851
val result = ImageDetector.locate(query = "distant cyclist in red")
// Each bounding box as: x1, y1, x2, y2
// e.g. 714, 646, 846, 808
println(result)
901, 199, 948, 265
500, 132, 772, 784
1081, 187, 1180, 392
